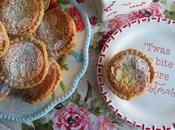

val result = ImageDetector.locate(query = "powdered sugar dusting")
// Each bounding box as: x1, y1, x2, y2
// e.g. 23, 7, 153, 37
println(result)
123, 55, 149, 85
123, 55, 148, 72
0, 0, 39, 34
36, 9, 67, 52
3, 42, 43, 82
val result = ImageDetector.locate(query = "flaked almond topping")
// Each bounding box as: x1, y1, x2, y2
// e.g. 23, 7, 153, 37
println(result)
111, 66, 122, 81
111, 55, 149, 87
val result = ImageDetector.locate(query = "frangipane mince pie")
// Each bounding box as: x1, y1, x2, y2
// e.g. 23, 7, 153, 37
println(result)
36, 7, 76, 56
106, 49, 156, 100
0, 36, 49, 89
22, 60, 61, 104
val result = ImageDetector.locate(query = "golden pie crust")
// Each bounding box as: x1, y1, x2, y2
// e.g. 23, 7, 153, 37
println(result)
22, 60, 61, 104
0, 0, 44, 35
106, 49, 156, 100
0, 36, 49, 89
36, 7, 76, 56
0, 22, 10, 57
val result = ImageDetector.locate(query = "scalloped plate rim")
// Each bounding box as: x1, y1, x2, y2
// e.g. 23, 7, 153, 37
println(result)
0, 0, 91, 122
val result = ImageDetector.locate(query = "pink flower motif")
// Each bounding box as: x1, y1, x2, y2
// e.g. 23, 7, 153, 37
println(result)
96, 116, 115, 130
89, 16, 97, 26
67, 7, 85, 32
145, 2, 163, 17
51, 104, 90, 130
98, 31, 114, 51
128, 2, 164, 21
107, 16, 130, 31
128, 11, 145, 21
107, 2, 164, 32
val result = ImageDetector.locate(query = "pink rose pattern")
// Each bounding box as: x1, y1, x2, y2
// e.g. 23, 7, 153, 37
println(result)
107, 15, 130, 31
51, 104, 115, 130
51, 104, 90, 130
107, 2, 164, 32
128, 2, 164, 21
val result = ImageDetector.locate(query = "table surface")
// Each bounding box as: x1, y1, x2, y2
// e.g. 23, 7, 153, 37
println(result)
1, 0, 174, 130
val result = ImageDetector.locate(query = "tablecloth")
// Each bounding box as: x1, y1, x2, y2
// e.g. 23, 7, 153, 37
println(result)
1, 0, 175, 130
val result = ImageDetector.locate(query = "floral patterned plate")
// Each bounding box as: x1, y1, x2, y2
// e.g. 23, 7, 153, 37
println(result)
97, 17, 175, 130
0, 0, 91, 122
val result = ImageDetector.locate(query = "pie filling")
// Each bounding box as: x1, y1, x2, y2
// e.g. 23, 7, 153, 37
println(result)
111, 55, 149, 87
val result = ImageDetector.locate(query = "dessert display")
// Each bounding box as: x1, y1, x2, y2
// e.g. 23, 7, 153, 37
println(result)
0, 1, 76, 103
106, 49, 156, 100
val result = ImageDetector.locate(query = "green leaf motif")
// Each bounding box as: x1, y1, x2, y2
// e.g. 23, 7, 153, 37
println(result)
70, 91, 81, 105
90, 31, 104, 54
60, 81, 66, 92
164, 11, 175, 20
88, 98, 108, 116
84, 81, 93, 102
60, 64, 69, 71
57, 55, 69, 71
51, 92, 55, 100
78, 100, 88, 108
21, 123, 34, 130
160, 0, 167, 4
57, 0, 69, 4
54, 103, 64, 109
32, 120, 53, 130
56, 0, 70, 10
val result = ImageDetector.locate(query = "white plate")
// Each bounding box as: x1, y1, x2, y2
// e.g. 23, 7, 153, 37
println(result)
97, 17, 175, 130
